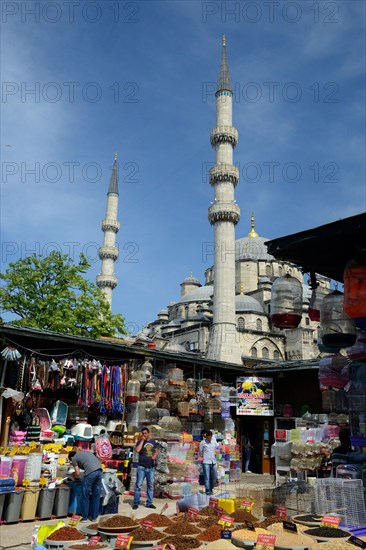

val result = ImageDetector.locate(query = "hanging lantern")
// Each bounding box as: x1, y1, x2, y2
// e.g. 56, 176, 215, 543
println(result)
320, 290, 356, 349
308, 286, 327, 322
270, 274, 303, 329
344, 256, 366, 318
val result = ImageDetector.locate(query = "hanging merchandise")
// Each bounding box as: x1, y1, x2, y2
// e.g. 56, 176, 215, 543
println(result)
344, 255, 366, 319
308, 286, 328, 322
1, 346, 22, 361
318, 354, 350, 388
126, 378, 140, 402
320, 290, 357, 349
270, 274, 303, 329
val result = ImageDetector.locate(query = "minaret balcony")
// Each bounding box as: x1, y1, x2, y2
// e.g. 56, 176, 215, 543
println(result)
209, 164, 239, 186
98, 246, 119, 260
208, 202, 240, 225
96, 273, 118, 289
210, 126, 238, 147
102, 219, 120, 233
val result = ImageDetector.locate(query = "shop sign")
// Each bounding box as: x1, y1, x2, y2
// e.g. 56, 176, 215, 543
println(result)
236, 377, 274, 416
321, 515, 341, 528
275, 505, 287, 518
69, 514, 82, 526
256, 534, 276, 550
115, 535, 133, 549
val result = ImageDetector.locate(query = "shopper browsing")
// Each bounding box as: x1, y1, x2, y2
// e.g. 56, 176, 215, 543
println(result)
199, 430, 220, 495
133, 427, 158, 510
68, 450, 102, 522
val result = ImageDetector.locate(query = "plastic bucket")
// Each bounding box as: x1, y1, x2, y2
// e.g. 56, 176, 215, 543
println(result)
0, 493, 5, 520
36, 487, 57, 519
3, 490, 24, 523
10, 456, 28, 486
53, 486, 71, 517
0, 456, 13, 477
20, 487, 40, 520
24, 453, 43, 481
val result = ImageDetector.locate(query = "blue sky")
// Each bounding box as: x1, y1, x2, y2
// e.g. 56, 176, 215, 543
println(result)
1, 0, 365, 335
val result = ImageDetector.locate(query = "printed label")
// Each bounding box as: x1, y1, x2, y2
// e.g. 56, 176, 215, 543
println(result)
221, 529, 232, 539
256, 534, 276, 550
348, 536, 366, 548
218, 514, 234, 526
241, 499, 254, 511
115, 535, 133, 549
88, 536, 101, 547
187, 507, 198, 518
142, 520, 153, 530
68, 514, 82, 526
321, 515, 341, 528
276, 505, 287, 518
283, 521, 297, 534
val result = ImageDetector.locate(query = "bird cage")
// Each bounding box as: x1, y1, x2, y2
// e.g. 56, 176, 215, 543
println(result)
344, 256, 366, 319
168, 367, 184, 384
177, 402, 189, 417
314, 478, 366, 528
308, 286, 328, 322
202, 379, 212, 393
318, 354, 349, 389
186, 378, 196, 395
210, 383, 222, 396
207, 398, 221, 413
270, 274, 303, 329
126, 379, 140, 402
320, 290, 356, 349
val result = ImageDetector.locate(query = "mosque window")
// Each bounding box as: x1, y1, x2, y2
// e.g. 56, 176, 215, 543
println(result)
266, 264, 272, 277
305, 317, 310, 326
273, 350, 280, 359
278, 266, 283, 276
262, 347, 269, 359
256, 318, 262, 331
251, 347, 257, 358
238, 317, 245, 331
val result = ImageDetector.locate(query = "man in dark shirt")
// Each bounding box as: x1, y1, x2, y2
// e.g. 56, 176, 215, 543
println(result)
68, 450, 102, 522
133, 427, 158, 510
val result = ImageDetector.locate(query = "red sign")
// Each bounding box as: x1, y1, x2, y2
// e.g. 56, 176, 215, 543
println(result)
321, 515, 341, 528
151, 546, 166, 550
276, 505, 287, 518
187, 507, 198, 518
215, 506, 224, 516
115, 535, 133, 549
241, 499, 254, 511
68, 514, 82, 526
142, 520, 153, 530
218, 514, 234, 526
275, 429, 287, 441
256, 534, 276, 549
88, 536, 101, 547
209, 497, 218, 508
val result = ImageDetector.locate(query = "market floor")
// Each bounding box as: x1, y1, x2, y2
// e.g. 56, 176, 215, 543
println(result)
0, 474, 274, 549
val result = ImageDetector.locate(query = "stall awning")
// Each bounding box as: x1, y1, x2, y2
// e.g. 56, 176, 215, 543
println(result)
265, 212, 366, 283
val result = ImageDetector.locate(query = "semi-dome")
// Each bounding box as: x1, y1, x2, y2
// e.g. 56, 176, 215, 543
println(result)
236, 236, 274, 261
235, 294, 264, 313
179, 285, 213, 303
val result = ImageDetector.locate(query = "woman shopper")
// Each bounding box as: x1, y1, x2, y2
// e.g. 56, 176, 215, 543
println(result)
133, 427, 158, 510
199, 430, 220, 495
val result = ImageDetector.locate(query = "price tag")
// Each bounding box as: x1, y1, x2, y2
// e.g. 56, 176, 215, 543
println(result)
142, 520, 153, 530
23, 446, 31, 454
69, 514, 82, 526
187, 506, 198, 518
256, 534, 276, 550
240, 499, 254, 511
39, 477, 48, 487
218, 514, 234, 527
276, 505, 287, 518
115, 535, 133, 549
209, 497, 218, 508
3, 447, 9, 455
88, 536, 101, 547
65, 446, 73, 452
53, 444, 62, 452
9, 447, 18, 456
29, 441, 36, 450
321, 515, 341, 528
160, 502, 169, 514
215, 506, 224, 516
245, 520, 256, 531
151, 546, 166, 550
348, 535, 366, 548
167, 545, 176, 550
283, 521, 297, 534
58, 457, 66, 465
221, 529, 232, 539
22, 479, 31, 487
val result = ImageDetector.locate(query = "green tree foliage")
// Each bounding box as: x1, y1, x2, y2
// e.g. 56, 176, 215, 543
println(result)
0, 251, 126, 338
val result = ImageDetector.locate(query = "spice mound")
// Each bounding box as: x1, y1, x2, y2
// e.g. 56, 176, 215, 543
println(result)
198, 524, 231, 542
68, 544, 109, 550
100, 515, 137, 528
139, 513, 172, 527
304, 526, 351, 538
197, 516, 218, 528
232, 509, 259, 523
164, 522, 201, 535
198, 505, 218, 517
86, 523, 99, 530
258, 515, 291, 528
129, 526, 164, 541
311, 543, 356, 549
294, 514, 322, 523
232, 527, 273, 541
47, 527, 86, 541
173, 512, 199, 524
162, 535, 201, 550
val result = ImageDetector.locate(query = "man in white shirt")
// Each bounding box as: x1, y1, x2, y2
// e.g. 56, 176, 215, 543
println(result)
199, 430, 220, 495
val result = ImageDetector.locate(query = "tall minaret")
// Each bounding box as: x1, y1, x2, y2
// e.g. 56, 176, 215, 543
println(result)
206, 35, 241, 364
96, 153, 120, 308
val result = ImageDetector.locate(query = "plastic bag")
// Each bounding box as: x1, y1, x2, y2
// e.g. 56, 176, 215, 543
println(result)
37, 521, 65, 544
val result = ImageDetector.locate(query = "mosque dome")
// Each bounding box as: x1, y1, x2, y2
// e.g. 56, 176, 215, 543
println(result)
235, 294, 264, 313
181, 273, 201, 286
179, 285, 213, 303
235, 213, 274, 261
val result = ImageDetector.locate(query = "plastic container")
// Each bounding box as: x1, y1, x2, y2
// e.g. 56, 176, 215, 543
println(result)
10, 456, 28, 486
0, 493, 5, 520
24, 452, 43, 481
52, 486, 71, 517
3, 490, 24, 523
0, 455, 12, 477
20, 487, 40, 520
36, 487, 57, 519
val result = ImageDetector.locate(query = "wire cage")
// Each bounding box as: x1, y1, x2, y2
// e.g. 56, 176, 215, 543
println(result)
314, 478, 366, 528
272, 481, 314, 518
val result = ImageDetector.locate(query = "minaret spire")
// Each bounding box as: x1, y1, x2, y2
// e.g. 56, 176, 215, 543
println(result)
96, 153, 120, 308
206, 36, 241, 364
248, 212, 259, 237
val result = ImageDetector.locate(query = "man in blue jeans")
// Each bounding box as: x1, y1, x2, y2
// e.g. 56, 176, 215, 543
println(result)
199, 430, 220, 495
68, 450, 102, 522
133, 427, 158, 510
